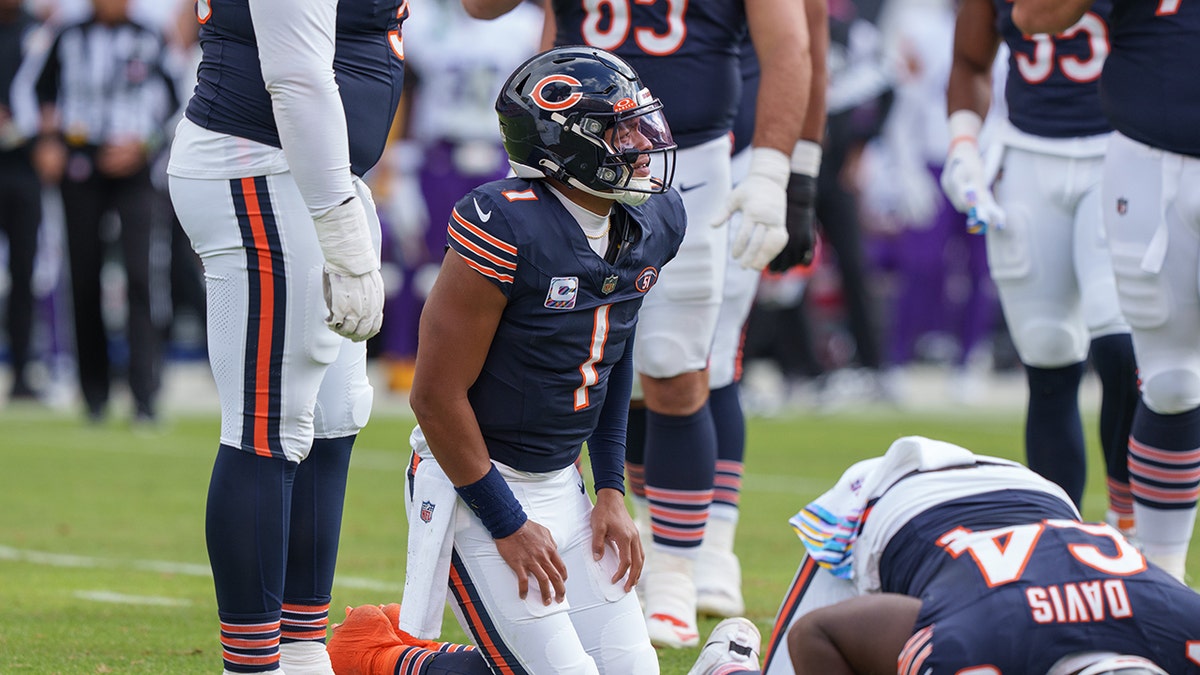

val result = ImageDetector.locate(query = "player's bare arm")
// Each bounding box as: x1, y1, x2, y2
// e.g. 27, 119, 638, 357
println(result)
409, 250, 568, 606
1011, 0, 1093, 35
788, 594, 923, 675
540, 0, 557, 51
800, 0, 829, 145
947, 0, 1002, 118
461, 0, 524, 20
747, 0, 811, 154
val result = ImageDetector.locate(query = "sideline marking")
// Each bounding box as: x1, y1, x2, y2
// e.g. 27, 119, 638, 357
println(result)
0, 545, 401, 591
75, 590, 192, 607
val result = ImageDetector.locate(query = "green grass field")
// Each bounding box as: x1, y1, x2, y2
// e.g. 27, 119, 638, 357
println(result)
1, 404, 1197, 674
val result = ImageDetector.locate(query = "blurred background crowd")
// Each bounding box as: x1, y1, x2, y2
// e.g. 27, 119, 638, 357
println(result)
0, 0, 1027, 424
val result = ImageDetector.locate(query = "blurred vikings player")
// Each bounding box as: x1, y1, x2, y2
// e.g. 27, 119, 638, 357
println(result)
761, 436, 1200, 674
1012, 0, 1200, 583
167, 0, 404, 672
942, 0, 1141, 535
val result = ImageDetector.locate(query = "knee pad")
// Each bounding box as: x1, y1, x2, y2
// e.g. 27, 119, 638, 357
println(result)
1140, 368, 1200, 415
635, 334, 700, 379
1013, 318, 1089, 368
313, 379, 374, 438
596, 608, 659, 674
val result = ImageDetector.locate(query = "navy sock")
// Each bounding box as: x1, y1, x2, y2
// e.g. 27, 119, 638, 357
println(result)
1088, 334, 1139, 486
644, 405, 717, 549
1128, 404, 1200, 510
1024, 362, 1087, 507
282, 435, 355, 644
206, 444, 295, 672
709, 383, 746, 513
626, 405, 647, 498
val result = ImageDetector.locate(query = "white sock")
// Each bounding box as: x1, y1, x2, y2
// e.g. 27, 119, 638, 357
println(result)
279, 641, 332, 675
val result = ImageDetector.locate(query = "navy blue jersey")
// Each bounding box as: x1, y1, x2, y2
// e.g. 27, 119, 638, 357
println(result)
1100, 0, 1200, 157
446, 179, 686, 473
551, 0, 746, 149
185, 0, 407, 176
996, 0, 1112, 138
883, 492, 1200, 674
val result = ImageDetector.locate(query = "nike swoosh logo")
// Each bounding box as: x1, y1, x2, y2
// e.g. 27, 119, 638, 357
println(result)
473, 197, 492, 223
677, 182, 707, 193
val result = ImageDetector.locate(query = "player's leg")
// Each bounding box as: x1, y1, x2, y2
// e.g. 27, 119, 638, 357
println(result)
113, 167, 169, 421
445, 465, 611, 674
697, 147, 760, 619
761, 555, 858, 675
171, 173, 339, 673
636, 136, 732, 647
1102, 134, 1200, 581
1073, 164, 1139, 535
992, 148, 1091, 506
0, 168, 43, 398
60, 174, 111, 420
558, 477, 659, 674
327, 603, 489, 675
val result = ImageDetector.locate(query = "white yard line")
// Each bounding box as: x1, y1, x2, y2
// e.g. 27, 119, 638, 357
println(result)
74, 590, 192, 606
0, 545, 401, 592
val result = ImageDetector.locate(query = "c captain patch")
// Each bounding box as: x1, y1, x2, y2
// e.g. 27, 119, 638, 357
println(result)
545, 276, 579, 309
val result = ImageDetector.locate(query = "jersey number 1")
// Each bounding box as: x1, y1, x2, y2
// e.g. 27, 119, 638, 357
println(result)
574, 305, 612, 411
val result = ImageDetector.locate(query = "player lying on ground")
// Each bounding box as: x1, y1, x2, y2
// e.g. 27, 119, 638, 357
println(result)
756, 436, 1200, 674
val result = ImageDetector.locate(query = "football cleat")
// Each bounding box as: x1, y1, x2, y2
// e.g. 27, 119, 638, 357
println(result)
695, 547, 745, 618
642, 550, 700, 648
328, 604, 455, 675
686, 617, 761, 675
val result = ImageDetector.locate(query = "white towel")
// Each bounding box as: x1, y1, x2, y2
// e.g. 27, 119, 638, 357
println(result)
789, 436, 981, 579
398, 425, 457, 640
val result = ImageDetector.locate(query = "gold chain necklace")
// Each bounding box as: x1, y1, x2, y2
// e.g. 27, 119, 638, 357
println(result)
584, 222, 611, 240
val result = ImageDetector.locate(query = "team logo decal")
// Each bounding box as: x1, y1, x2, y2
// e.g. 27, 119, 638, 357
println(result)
635, 267, 659, 293
532, 74, 583, 111
420, 500, 436, 523
601, 274, 619, 295
1116, 197, 1128, 215
545, 276, 579, 309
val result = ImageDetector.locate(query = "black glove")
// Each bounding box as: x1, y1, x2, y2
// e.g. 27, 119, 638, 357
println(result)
768, 172, 818, 272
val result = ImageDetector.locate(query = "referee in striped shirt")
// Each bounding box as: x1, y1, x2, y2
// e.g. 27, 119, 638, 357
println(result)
28, 0, 177, 424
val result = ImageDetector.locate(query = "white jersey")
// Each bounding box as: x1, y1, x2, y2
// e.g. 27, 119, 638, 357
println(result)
402, 0, 542, 144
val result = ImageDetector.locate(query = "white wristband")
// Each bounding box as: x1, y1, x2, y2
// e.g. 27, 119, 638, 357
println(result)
748, 146, 792, 190
313, 197, 378, 277
947, 109, 983, 147
791, 140, 823, 177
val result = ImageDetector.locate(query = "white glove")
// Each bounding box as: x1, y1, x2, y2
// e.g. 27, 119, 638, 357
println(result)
940, 110, 1005, 234
720, 147, 791, 270
313, 196, 384, 342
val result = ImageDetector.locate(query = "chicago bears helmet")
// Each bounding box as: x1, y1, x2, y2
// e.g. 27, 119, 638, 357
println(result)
496, 45, 676, 206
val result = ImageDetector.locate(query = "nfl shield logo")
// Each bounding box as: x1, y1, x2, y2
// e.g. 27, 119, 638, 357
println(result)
1117, 198, 1128, 215
601, 274, 618, 295
420, 500, 435, 523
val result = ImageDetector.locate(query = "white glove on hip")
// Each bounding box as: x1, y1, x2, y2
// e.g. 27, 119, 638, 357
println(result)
720, 147, 791, 270
940, 110, 1005, 234
313, 196, 384, 342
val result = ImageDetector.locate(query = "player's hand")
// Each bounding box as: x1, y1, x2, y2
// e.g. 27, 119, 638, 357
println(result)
941, 111, 1005, 234
590, 488, 644, 592
768, 172, 818, 272
313, 196, 384, 341
322, 268, 384, 341
494, 520, 568, 606
720, 147, 791, 271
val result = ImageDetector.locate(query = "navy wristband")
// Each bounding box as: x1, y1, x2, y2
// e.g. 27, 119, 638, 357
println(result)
455, 465, 528, 539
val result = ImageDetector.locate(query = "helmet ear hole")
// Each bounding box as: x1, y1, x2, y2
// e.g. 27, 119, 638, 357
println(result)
495, 45, 677, 203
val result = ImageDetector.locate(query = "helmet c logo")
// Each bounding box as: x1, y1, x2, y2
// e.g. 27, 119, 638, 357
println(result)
532, 75, 583, 111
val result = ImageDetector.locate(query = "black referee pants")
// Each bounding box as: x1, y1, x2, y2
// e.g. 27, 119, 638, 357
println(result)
60, 161, 168, 418
0, 159, 42, 392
